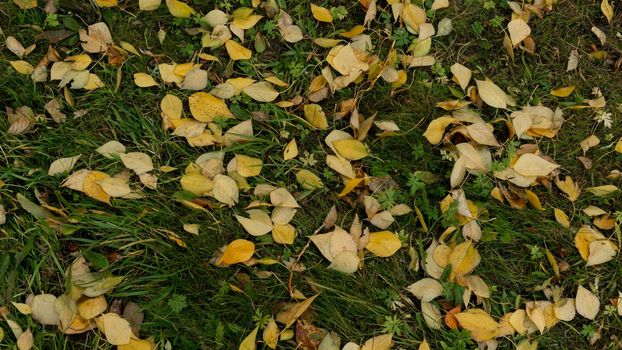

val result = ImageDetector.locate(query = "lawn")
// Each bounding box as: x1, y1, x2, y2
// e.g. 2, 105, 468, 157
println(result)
1, 0, 622, 349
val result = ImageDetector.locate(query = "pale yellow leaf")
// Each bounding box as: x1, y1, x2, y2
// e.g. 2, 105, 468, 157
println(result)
450, 63, 471, 91
235, 154, 263, 177
360, 334, 392, 350
139, 0, 161, 11
49, 155, 81, 176
332, 139, 369, 160
97, 313, 132, 345
239, 326, 259, 350
513, 153, 559, 177
554, 208, 571, 228
601, 0, 614, 23
95, 0, 117, 7
212, 174, 239, 205
263, 318, 278, 349
284, 139, 298, 160
576, 285, 600, 320
476, 79, 509, 109
406, 278, 443, 302
585, 185, 619, 196
10, 60, 35, 75
304, 104, 328, 129
507, 18, 531, 46
242, 81, 279, 102
275, 294, 319, 328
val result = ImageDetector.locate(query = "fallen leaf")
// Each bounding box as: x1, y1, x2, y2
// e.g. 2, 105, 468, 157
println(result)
513, 153, 559, 177
311, 4, 333, 23
239, 326, 259, 350
476, 79, 510, 109
49, 155, 81, 176
508, 18, 531, 46
189, 92, 233, 122
225, 40, 252, 60
360, 333, 392, 350
454, 308, 499, 342
165, 0, 195, 17
576, 285, 600, 320
97, 313, 132, 345
551, 85, 576, 97
365, 231, 401, 257
601, 0, 613, 23
406, 278, 443, 302
220, 239, 255, 265
276, 294, 319, 328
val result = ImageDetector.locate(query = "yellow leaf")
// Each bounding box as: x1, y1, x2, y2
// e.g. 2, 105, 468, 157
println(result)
314, 38, 342, 48
270, 188, 299, 208
13, 0, 37, 9
423, 116, 456, 144
418, 339, 431, 350
189, 92, 233, 122
579, 134, 600, 154
65, 54, 92, 71
97, 313, 132, 345
545, 249, 560, 278
225, 40, 252, 60
338, 177, 364, 197
615, 138, 622, 153
180, 173, 214, 195
332, 139, 369, 160
340, 25, 365, 38
475, 79, 509, 109
83, 171, 111, 204
275, 294, 319, 328
601, 0, 614, 23
365, 231, 401, 257
77, 296, 107, 319
311, 3, 333, 22
95, 0, 117, 7
139, 0, 161, 11
304, 104, 328, 129
326, 155, 355, 178
133, 73, 158, 87
507, 18, 531, 46
49, 155, 81, 176
232, 12, 263, 30
449, 241, 480, 278
165, 0, 195, 17
284, 139, 298, 160
454, 309, 499, 342
272, 223, 296, 244
554, 208, 571, 228
119, 152, 153, 174
585, 185, 619, 196
239, 326, 259, 350
555, 176, 581, 202
17, 329, 33, 350
550, 85, 576, 97
525, 190, 544, 210
296, 169, 323, 190
118, 339, 157, 350
235, 154, 263, 177
262, 318, 279, 349
220, 239, 255, 265
10, 60, 35, 74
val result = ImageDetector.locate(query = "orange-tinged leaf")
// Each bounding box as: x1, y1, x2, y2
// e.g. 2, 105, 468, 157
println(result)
310, 3, 333, 22
454, 309, 499, 342
220, 239, 255, 265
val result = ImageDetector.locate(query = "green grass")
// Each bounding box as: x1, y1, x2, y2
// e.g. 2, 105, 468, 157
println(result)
1, 0, 622, 349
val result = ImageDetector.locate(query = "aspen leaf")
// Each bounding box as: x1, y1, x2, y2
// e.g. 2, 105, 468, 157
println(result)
554, 208, 571, 228
83, 171, 111, 204
10, 60, 35, 74
296, 169, 323, 190
601, 0, 614, 23
365, 231, 401, 257
119, 152, 153, 174
77, 296, 107, 319
450, 63, 471, 91
6, 36, 25, 58
98, 177, 132, 197
454, 309, 499, 342
272, 223, 296, 244
212, 175, 239, 205
165, 0, 195, 17
49, 155, 81, 176
360, 334, 392, 350
180, 173, 213, 195
117, 339, 157, 350
449, 241, 481, 278
284, 139, 298, 160
507, 18, 531, 46
587, 240, 617, 266
97, 313, 132, 345
220, 239, 255, 265
270, 188, 299, 208
235, 154, 263, 177
329, 250, 360, 273
13, 0, 37, 9
326, 155, 355, 178
585, 185, 619, 196
225, 40, 252, 60
17, 329, 33, 350
580, 135, 600, 154
304, 104, 329, 129
551, 85, 575, 97
406, 278, 443, 302
239, 326, 259, 350
421, 301, 443, 330
95, 0, 117, 7
189, 92, 233, 122
242, 81, 279, 102
263, 318, 278, 349
275, 294, 319, 328
423, 116, 457, 144
332, 139, 369, 160
475, 79, 509, 109
139, 0, 161, 11
513, 153, 559, 177
32, 294, 60, 325
235, 210, 272, 236
555, 176, 581, 202
576, 285, 600, 320
311, 4, 333, 22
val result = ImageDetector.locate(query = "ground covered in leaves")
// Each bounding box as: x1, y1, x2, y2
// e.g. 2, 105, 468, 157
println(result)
1, 0, 622, 349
